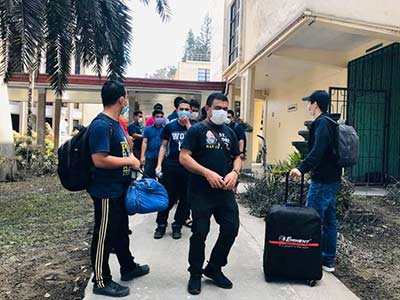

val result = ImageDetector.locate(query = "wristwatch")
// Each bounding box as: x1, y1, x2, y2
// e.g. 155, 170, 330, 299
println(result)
232, 169, 240, 176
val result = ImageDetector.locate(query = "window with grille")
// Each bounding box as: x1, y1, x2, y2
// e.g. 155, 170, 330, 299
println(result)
229, 0, 240, 65
198, 68, 210, 82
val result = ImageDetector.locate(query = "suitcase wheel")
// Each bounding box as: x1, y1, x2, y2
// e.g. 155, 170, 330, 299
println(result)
265, 275, 273, 282
308, 280, 316, 287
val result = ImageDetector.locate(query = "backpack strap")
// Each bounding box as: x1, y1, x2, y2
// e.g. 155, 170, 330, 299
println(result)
323, 115, 339, 126
93, 114, 113, 138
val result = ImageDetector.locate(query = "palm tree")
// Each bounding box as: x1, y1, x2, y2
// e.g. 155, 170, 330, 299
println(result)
0, 0, 170, 149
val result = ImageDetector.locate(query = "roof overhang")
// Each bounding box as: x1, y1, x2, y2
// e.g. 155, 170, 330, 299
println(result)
7, 73, 226, 95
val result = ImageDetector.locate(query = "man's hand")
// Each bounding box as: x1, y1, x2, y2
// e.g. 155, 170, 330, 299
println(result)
181, 116, 191, 128
204, 169, 226, 189
223, 171, 238, 190
289, 168, 302, 177
127, 154, 140, 170
140, 156, 146, 166
155, 166, 162, 178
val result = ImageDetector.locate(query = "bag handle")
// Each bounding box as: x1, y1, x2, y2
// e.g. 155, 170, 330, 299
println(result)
285, 172, 305, 206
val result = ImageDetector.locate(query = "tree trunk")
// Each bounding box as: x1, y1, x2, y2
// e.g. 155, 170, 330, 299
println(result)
27, 70, 36, 137
53, 97, 62, 149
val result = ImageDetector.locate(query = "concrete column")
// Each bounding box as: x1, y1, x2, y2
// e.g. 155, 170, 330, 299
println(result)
128, 90, 136, 123
227, 84, 235, 109
67, 103, 74, 135
0, 81, 16, 181
53, 97, 62, 149
19, 101, 28, 134
37, 88, 46, 146
240, 67, 255, 170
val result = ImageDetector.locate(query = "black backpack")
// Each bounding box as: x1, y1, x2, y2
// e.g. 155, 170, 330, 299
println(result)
324, 116, 359, 168
57, 115, 112, 191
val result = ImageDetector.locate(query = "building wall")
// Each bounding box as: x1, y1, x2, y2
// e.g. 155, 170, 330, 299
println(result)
210, 0, 226, 81
174, 61, 212, 81
218, 0, 400, 74
266, 67, 347, 164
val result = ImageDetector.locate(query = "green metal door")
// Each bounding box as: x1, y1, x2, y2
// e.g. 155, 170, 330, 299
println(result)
347, 43, 400, 184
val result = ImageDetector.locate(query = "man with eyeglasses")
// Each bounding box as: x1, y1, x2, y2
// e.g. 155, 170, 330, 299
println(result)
154, 99, 192, 239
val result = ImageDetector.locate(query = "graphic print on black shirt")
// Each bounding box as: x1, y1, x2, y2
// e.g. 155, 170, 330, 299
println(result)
162, 120, 190, 167
181, 122, 240, 191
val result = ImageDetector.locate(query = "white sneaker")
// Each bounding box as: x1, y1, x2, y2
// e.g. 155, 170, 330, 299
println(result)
322, 265, 335, 273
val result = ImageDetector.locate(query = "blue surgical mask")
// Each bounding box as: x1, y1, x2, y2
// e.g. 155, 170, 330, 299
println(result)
155, 117, 166, 126
178, 111, 191, 119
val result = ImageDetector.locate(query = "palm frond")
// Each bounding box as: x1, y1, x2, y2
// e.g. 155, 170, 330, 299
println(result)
0, 0, 44, 81
140, 0, 171, 22
45, 0, 74, 96
155, 0, 171, 22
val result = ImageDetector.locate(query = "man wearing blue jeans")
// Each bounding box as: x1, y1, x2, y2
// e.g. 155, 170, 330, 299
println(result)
290, 90, 342, 273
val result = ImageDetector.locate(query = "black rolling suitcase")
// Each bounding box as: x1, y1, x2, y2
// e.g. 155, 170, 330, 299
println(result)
263, 174, 322, 286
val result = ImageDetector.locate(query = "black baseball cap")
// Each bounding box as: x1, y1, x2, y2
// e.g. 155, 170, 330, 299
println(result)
302, 90, 330, 112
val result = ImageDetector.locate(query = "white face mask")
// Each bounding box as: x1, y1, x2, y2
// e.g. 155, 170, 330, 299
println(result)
210, 109, 228, 125
307, 104, 314, 116
224, 118, 231, 125
138, 117, 143, 124
190, 111, 199, 120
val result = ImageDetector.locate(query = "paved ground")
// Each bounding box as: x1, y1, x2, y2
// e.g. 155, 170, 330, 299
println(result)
84, 203, 360, 300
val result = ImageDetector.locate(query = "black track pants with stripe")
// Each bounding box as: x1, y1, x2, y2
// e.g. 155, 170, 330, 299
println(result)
90, 196, 135, 288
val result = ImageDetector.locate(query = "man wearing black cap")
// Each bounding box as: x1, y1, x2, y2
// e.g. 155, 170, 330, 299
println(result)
290, 90, 342, 273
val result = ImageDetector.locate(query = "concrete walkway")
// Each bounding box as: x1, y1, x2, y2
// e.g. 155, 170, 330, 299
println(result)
83, 204, 359, 300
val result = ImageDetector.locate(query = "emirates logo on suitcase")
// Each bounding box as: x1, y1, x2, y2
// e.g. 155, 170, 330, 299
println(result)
268, 235, 319, 248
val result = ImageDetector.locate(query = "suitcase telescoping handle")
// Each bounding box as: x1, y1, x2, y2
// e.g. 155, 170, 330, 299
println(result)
284, 172, 305, 206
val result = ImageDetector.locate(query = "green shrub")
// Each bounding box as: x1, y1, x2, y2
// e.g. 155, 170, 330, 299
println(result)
240, 172, 353, 220
271, 151, 302, 175
13, 131, 57, 176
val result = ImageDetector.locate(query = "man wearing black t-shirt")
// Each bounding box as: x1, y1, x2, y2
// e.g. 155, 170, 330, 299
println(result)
180, 93, 241, 295
154, 99, 192, 240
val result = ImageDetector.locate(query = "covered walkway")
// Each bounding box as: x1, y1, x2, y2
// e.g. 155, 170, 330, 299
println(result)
7, 73, 226, 148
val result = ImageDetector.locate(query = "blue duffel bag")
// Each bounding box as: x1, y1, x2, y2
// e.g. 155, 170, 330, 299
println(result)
125, 178, 168, 215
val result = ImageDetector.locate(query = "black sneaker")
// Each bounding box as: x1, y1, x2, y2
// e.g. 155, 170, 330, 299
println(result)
121, 263, 150, 281
203, 264, 233, 289
172, 226, 182, 239
187, 275, 202, 295
93, 280, 129, 297
154, 225, 166, 239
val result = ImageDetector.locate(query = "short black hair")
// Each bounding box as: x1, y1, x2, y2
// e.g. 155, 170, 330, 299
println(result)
153, 103, 163, 110
174, 97, 185, 108
206, 93, 228, 107
178, 99, 190, 106
227, 109, 235, 117
101, 80, 126, 106
133, 110, 143, 116
152, 109, 164, 117
189, 99, 200, 109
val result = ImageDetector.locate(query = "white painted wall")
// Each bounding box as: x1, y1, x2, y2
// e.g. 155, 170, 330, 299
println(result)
210, 0, 226, 81
215, 0, 400, 73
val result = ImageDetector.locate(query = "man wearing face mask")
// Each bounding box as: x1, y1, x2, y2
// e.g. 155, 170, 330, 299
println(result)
180, 93, 241, 295
226, 110, 246, 160
290, 90, 342, 273
87, 80, 149, 297
128, 111, 144, 160
153, 99, 192, 239
189, 99, 200, 123
141, 109, 165, 178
